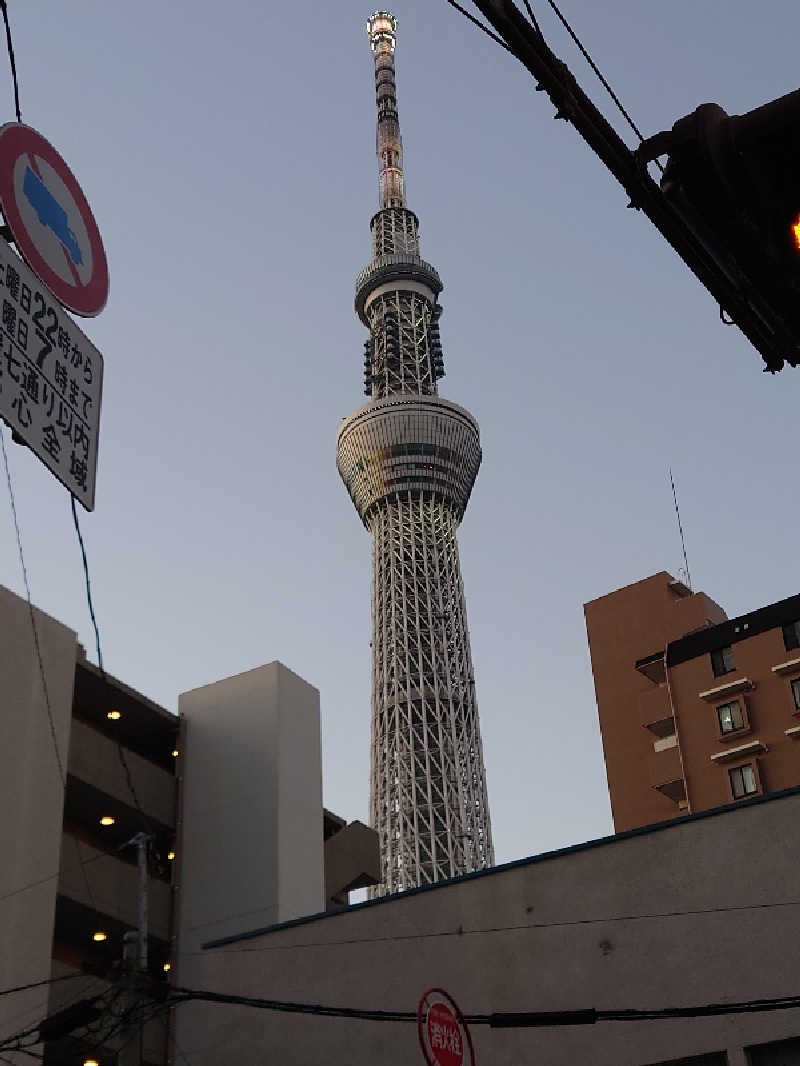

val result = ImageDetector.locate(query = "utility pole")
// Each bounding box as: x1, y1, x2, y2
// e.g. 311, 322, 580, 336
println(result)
118, 832, 152, 1066
119, 932, 140, 1066
133, 831, 149, 973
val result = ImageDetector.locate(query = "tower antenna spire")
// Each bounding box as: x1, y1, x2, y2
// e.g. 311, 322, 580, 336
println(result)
669, 468, 693, 591
366, 12, 406, 209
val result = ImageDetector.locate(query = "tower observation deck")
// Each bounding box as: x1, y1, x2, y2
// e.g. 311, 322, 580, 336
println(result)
336, 12, 494, 894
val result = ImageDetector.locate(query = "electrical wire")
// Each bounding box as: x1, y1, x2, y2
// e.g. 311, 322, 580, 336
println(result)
0, 16, 105, 929
1, 423, 68, 787
90, 995, 171, 1050
2, 1048, 42, 1061
0, 977, 111, 1051
170, 987, 417, 1024
0, 871, 59, 908
0, 984, 119, 1056
70, 496, 155, 840
0, 844, 137, 911
520, 0, 543, 38
168, 984, 800, 1028
447, 0, 663, 171
442, 0, 512, 52
182, 896, 800, 957
1, 424, 100, 914
0, 0, 21, 123
0, 974, 87, 1001
540, 0, 649, 144
11, 980, 800, 1054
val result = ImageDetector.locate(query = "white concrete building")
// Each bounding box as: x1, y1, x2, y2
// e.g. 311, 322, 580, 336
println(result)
175, 786, 800, 1066
0, 583, 378, 1066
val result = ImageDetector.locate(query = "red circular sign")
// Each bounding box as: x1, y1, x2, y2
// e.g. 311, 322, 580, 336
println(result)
0, 123, 108, 316
417, 988, 475, 1066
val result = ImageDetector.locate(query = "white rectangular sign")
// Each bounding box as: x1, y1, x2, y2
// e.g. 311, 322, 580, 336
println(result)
0, 241, 103, 510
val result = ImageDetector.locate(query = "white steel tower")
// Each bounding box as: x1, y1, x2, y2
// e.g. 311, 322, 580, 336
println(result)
336, 12, 494, 895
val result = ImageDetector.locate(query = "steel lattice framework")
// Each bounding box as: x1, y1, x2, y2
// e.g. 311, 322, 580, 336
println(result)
336, 12, 494, 895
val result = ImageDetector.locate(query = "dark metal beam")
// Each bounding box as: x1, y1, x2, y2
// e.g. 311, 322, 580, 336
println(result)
470, 0, 791, 370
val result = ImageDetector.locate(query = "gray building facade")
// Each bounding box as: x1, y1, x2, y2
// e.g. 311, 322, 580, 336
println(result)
0, 583, 378, 1066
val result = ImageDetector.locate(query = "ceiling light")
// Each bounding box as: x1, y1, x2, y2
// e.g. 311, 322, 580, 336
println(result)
107, 710, 121, 720
100, 816, 115, 827
84, 1059, 99, 1066
163, 962, 171, 972
92, 931, 107, 942
172, 749, 179, 757
167, 851, 175, 861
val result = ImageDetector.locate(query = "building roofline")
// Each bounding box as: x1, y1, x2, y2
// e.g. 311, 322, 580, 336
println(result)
202, 784, 800, 950
666, 590, 800, 666
179, 659, 320, 700
583, 570, 675, 609
79, 659, 174, 721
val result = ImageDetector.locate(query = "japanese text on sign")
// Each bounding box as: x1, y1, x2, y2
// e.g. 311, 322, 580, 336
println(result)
0, 242, 103, 509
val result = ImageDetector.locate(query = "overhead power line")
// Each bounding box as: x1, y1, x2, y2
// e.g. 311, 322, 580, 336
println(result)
0, 976, 112, 1055
0, 986, 121, 1056
9, 982, 800, 1056
70, 496, 157, 841
520, 0, 543, 38
445, 0, 660, 167
1, 426, 101, 914
0, 0, 21, 122
538, 0, 650, 147
1, 425, 68, 787
167, 985, 800, 1028
442, 0, 511, 51
0, 974, 87, 1001
186, 896, 800, 957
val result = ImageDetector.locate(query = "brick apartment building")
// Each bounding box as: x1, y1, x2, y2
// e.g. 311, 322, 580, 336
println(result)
585, 572, 800, 832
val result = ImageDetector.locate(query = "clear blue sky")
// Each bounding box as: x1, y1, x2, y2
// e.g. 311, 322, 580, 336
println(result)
1, 1, 797, 865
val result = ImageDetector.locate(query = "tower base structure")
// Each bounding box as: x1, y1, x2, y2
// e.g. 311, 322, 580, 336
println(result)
338, 396, 494, 893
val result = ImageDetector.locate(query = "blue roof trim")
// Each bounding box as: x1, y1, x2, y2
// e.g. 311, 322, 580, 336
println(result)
202, 785, 800, 949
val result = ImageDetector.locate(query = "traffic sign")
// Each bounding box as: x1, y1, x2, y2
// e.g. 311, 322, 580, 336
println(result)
0, 240, 103, 509
417, 989, 475, 1066
0, 123, 108, 317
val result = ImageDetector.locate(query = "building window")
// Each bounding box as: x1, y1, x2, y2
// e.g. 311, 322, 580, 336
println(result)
729, 763, 758, 800
782, 619, 800, 651
792, 678, 800, 711
716, 699, 745, 734
710, 645, 735, 677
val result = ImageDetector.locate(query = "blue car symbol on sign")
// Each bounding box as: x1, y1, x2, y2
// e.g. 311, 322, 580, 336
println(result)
23, 165, 83, 266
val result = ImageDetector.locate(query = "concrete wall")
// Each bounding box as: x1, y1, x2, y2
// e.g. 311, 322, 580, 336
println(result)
324, 820, 381, 908
175, 790, 800, 1066
67, 718, 176, 826
0, 584, 77, 1054
176, 662, 324, 967
57, 839, 172, 940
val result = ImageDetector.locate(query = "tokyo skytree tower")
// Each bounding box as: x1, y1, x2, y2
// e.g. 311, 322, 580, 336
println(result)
336, 12, 494, 894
